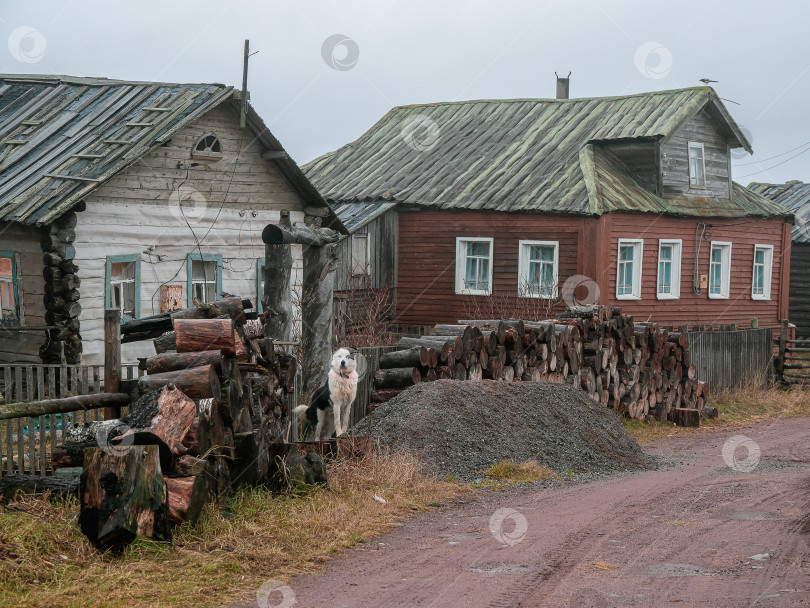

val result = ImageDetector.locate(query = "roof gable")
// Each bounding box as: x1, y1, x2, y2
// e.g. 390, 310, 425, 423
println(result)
305, 87, 769, 218
0, 74, 343, 230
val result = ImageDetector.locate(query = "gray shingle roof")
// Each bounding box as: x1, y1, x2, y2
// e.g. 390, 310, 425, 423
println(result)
0, 74, 344, 230
749, 181, 810, 242
332, 200, 397, 233
305, 87, 785, 219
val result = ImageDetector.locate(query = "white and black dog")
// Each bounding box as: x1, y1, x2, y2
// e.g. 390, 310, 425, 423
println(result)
294, 348, 359, 441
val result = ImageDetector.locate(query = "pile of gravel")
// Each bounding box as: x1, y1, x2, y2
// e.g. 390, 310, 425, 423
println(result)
351, 380, 655, 481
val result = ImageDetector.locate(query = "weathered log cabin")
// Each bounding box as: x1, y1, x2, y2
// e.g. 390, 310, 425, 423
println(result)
0, 74, 343, 364
304, 84, 793, 331
749, 180, 810, 336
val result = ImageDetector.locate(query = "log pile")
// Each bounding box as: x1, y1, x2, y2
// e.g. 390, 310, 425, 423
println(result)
375, 306, 705, 426
62, 296, 300, 551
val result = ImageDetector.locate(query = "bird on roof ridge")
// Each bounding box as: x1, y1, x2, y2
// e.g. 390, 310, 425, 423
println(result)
699, 78, 719, 84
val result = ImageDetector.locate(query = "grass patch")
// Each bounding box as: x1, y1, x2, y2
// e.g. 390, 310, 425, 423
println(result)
0, 450, 461, 608
623, 384, 810, 444
483, 460, 557, 484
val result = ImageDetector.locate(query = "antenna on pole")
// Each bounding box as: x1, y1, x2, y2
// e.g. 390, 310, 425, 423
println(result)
240, 39, 250, 129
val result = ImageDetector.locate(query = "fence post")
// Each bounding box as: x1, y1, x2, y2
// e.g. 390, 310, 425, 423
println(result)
104, 310, 122, 419
777, 318, 788, 383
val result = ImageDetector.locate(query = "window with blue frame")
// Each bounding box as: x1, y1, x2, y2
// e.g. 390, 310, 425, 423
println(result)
105, 255, 141, 320
256, 258, 264, 313
0, 252, 19, 326
187, 253, 222, 306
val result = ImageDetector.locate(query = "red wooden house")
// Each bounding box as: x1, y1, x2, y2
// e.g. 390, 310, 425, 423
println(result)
305, 85, 793, 331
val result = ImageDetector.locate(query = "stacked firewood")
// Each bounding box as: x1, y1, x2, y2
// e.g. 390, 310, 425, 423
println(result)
55, 296, 297, 552
374, 306, 704, 426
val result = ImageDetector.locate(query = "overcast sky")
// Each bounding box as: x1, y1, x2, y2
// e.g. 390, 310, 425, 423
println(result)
2, 0, 808, 184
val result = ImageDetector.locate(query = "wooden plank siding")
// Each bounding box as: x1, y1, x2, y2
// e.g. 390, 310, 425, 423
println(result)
334, 209, 398, 292
602, 214, 788, 329
393, 210, 789, 330
660, 108, 731, 200
394, 210, 589, 324
75, 103, 310, 364
789, 242, 810, 337
0, 221, 46, 362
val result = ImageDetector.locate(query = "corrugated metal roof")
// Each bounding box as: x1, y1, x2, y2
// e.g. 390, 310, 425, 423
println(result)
0, 74, 345, 231
332, 200, 397, 233
304, 87, 784, 219
749, 181, 810, 242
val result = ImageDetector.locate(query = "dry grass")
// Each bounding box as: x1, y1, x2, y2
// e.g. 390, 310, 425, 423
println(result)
0, 450, 461, 608
483, 460, 558, 484
623, 384, 810, 444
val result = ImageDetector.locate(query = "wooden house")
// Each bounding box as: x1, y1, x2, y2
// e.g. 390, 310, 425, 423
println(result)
0, 74, 343, 364
304, 86, 793, 331
749, 180, 810, 337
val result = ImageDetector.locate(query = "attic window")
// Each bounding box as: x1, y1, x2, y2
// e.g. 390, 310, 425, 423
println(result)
192, 133, 222, 160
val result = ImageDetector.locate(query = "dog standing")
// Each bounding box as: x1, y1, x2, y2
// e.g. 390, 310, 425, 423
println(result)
294, 348, 358, 441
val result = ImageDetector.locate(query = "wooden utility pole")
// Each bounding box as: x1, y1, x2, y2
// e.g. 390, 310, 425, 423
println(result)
103, 309, 121, 419
240, 39, 249, 129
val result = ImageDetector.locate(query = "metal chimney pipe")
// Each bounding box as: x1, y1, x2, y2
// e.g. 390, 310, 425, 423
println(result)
555, 71, 571, 99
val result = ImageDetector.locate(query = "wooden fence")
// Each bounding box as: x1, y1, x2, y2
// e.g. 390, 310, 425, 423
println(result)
686, 328, 773, 392
0, 363, 143, 476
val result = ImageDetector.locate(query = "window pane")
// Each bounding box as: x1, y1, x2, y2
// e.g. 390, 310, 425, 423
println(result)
0, 257, 11, 278
111, 261, 135, 280
123, 282, 136, 317
204, 282, 217, 303
619, 245, 633, 262
530, 245, 553, 262
753, 266, 764, 294
660, 245, 672, 261
192, 260, 215, 281
468, 241, 489, 257
477, 258, 489, 289
755, 249, 765, 265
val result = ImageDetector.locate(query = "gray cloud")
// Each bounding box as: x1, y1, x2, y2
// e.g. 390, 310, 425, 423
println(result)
2, 0, 808, 184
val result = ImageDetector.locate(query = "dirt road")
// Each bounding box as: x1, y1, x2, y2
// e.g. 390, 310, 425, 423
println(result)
247, 417, 810, 607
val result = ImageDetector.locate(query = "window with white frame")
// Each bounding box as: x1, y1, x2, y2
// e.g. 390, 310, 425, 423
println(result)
455, 237, 493, 295
108, 259, 138, 319
657, 239, 682, 299
0, 253, 18, 325
616, 239, 643, 299
518, 240, 558, 298
351, 233, 370, 276
688, 142, 706, 188
752, 244, 774, 300
708, 242, 732, 299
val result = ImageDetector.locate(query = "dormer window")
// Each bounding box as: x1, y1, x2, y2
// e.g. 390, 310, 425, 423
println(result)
192, 132, 222, 161
688, 142, 705, 188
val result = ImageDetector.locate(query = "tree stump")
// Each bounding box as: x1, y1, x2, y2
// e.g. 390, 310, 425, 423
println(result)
79, 445, 171, 552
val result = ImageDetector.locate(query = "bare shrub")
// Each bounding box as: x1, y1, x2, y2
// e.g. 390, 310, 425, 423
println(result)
460, 277, 565, 321
335, 274, 397, 348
